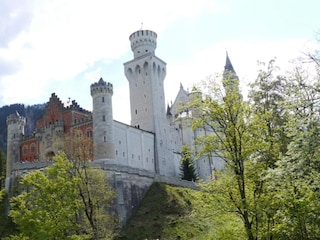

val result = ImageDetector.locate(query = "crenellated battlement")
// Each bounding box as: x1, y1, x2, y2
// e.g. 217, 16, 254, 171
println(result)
90, 78, 113, 96
6, 111, 26, 126
129, 30, 157, 58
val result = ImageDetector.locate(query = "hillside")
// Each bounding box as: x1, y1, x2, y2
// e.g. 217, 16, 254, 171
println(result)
116, 182, 245, 240
0, 103, 45, 152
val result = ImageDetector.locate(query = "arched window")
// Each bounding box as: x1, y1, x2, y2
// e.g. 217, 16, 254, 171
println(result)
86, 128, 93, 138
22, 146, 28, 155
30, 144, 36, 153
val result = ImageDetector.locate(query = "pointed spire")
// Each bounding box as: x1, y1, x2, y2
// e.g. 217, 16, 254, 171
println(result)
98, 77, 105, 84
224, 51, 236, 74
166, 104, 172, 116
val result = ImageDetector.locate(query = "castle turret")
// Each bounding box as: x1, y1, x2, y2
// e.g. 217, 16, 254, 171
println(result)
6, 112, 25, 183
90, 78, 115, 161
223, 52, 240, 95
129, 30, 157, 58
124, 30, 175, 176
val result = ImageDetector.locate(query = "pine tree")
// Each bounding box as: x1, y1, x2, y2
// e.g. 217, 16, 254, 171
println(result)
180, 145, 198, 181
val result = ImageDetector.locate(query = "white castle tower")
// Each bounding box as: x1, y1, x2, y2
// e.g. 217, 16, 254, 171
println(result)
6, 112, 25, 190
90, 78, 115, 161
124, 30, 175, 176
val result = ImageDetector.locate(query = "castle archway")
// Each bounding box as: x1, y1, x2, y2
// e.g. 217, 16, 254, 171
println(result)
45, 151, 55, 161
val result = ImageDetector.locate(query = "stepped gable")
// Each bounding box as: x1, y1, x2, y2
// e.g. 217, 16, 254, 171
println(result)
67, 99, 91, 114
42, 93, 65, 115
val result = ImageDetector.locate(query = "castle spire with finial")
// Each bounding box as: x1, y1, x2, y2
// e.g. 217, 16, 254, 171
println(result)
223, 52, 240, 96
224, 51, 236, 74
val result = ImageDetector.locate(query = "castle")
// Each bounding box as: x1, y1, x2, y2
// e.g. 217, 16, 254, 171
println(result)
5, 29, 236, 224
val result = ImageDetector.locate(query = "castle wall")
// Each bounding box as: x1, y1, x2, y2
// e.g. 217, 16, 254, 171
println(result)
92, 162, 198, 226
113, 121, 156, 172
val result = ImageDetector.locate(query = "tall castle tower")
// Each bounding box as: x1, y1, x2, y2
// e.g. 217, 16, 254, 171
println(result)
90, 78, 115, 161
124, 30, 175, 176
6, 112, 25, 186
223, 52, 240, 95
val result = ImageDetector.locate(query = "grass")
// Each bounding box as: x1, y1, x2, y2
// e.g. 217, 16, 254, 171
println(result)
115, 182, 245, 240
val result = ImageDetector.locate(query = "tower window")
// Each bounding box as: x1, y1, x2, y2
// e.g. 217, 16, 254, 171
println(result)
135, 109, 138, 114
30, 144, 36, 153
102, 115, 105, 121
104, 136, 106, 142
86, 129, 93, 138
23, 146, 28, 155
102, 97, 105, 102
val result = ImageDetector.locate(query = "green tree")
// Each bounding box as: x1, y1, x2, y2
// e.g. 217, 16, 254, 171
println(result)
245, 60, 293, 238
8, 151, 117, 239
190, 70, 282, 239
63, 128, 118, 239
192, 79, 249, 239
0, 150, 6, 189
9, 153, 82, 239
180, 145, 198, 181
266, 60, 320, 239
249, 60, 290, 159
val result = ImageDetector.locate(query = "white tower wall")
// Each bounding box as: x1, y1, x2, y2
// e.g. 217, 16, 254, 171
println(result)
6, 112, 25, 191
91, 78, 115, 161
124, 30, 175, 177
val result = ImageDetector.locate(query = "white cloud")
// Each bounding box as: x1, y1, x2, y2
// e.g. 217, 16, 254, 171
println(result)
164, 38, 318, 106
0, 0, 318, 126
0, 0, 219, 108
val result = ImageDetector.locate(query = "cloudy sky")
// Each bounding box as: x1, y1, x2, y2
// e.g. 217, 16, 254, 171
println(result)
1, 0, 319, 124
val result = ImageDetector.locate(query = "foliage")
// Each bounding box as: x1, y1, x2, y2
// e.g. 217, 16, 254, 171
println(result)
74, 163, 117, 239
116, 182, 245, 240
63, 128, 118, 239
8, 151, 117, 239
190, 51, 320, 239
190, 73, 271, 239
9, 153, 82, 239
265, 59, 320, 239
0, 192, 17, 238
180, 145, 198, 181
0, 149, 6, 189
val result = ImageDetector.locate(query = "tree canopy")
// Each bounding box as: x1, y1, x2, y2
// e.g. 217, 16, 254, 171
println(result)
190, 47, 320, 239
8, 151, 117, 240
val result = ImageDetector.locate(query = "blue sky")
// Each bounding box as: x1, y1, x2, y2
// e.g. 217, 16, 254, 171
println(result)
0, 0, 319, 124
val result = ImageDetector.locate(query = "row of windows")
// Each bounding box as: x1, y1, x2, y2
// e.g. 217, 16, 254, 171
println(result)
22, 144, 37, 155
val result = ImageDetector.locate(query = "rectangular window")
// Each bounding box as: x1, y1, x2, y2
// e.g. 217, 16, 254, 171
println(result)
102, 115, 105, 121
102, 97, 105, 102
